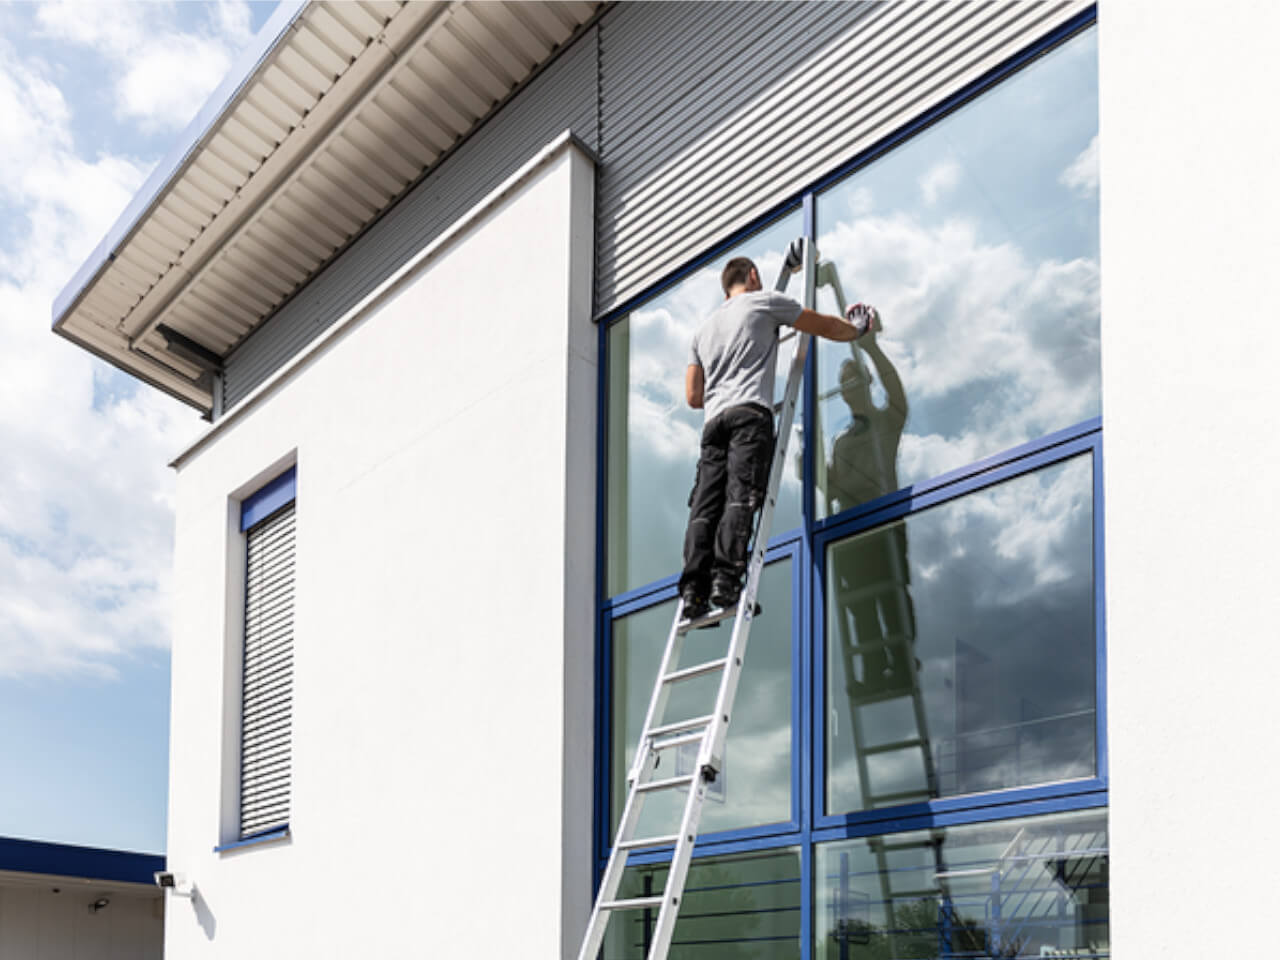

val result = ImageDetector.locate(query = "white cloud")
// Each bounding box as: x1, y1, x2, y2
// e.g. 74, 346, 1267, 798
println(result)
1060, 134, 1099, 198
34, 0, 254, 132
919, 157, 961, 205
816, 210, 1100, 487
0, 14, 244, 678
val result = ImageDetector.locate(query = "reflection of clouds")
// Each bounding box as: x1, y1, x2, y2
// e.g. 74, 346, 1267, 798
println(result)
1060, 134, 1099, 197
818, 210, 1100, 487
934, 456, 1091, 604
827, 457, 1095, 813
919, 157, 960, 206
707, 723, 791, 831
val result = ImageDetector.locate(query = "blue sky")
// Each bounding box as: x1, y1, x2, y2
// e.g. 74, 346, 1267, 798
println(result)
0, 0, 280, 855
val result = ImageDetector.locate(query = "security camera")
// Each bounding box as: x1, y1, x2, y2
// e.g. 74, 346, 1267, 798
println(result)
154, 872, 193, 897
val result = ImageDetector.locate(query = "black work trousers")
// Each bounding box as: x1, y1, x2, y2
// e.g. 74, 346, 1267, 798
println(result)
679, 403, 775, 594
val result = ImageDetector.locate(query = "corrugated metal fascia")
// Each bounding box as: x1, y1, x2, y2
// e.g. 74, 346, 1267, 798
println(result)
220, 21, 601, 409
594, 0, 1091, 316
601, 2, 861, 152
602, 2, 1001, 272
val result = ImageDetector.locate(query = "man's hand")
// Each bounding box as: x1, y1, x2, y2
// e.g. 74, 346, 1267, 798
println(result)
845, 303, 879, 338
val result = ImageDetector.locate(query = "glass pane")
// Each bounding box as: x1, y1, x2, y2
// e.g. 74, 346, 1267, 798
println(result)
814, 29, 1099, 519
826, 455, 1094, 815
607, 848, 801, 960
607, 211, 806, 596
612, 560, 792, 837
815, 809, 1109, 960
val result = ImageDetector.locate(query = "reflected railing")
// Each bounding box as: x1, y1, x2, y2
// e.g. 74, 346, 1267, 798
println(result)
825, 822, 1109, 960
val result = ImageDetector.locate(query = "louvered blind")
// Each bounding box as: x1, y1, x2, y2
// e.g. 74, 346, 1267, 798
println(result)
240, 501, 295, 838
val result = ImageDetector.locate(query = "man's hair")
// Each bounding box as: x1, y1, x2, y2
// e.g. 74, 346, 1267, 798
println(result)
721, 257, 757, 295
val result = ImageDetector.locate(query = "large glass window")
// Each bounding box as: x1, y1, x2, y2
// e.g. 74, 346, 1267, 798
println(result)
815, 809, 1109, 960
606, 213, 806, 597
595, 20, 1104, 959
612, 560, 794, 836
825, 455, 1096, 817
814, 31, 1100, 519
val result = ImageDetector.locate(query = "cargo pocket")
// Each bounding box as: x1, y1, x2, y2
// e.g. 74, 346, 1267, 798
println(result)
687, 459, 702, 508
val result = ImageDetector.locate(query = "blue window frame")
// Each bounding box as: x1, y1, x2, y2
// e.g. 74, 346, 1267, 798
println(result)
593, 11, 1105, 958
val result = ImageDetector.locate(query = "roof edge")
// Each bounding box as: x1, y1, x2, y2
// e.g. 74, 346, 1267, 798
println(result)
0, 836, 164, 887
51, 0, 309, 331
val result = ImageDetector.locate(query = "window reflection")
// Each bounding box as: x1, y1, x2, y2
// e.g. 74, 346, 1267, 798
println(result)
608, 848, 801, 960
606, 213, 806, 597
612, 561, 793, 837
815, 29, 1100, 519
816, 810, 1109, 960
826, 456, 1095, 816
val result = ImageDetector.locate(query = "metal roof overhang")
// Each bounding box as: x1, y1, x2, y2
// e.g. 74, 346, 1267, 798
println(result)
52, 0, 600, 416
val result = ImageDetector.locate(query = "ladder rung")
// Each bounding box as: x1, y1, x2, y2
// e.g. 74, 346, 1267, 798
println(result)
869, 789, 932, 804
847, 686, 917, 707
663, 657, 728, 684
601, 896, 664, 911
845, 635, 913, 654
888, 888, 940, 900
872, 838, 937, 853
862, 738, 927, 755
651, 731, 705, 752
934, 867, 996, 880
677, 606, 736, 633
635, 774, 696, 794
647, 715, 715, 739
617, 833, 680, 851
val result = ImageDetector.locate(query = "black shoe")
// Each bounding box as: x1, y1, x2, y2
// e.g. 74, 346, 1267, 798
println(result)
680, 585, 709, 621
710, 576, 741, 610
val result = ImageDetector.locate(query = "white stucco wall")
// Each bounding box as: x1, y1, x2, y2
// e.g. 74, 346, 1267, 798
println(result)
0, 876, 162, 960
1100, 2, 1280, 954
164, 139, 596, 958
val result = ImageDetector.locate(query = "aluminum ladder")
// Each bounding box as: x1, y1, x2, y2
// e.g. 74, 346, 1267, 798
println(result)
576, 236, 814, 960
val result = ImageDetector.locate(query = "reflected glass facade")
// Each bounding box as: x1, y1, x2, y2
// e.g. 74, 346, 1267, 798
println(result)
596, 22, 1106, 959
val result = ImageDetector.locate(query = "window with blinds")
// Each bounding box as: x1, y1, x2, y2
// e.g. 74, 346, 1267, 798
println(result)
239, 468, 296, 839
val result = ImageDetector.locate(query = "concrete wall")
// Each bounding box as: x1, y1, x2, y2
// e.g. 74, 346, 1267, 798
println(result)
0, 876, 162, 960
164, 139, 596, 958
1100, 1, 1280, 954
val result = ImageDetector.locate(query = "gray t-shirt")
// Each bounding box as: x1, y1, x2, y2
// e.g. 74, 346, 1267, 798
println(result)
688, 290, 803, 424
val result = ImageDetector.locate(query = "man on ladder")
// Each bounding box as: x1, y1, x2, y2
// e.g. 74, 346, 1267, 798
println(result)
577, 241, 882, 960
678, 254, 880, 619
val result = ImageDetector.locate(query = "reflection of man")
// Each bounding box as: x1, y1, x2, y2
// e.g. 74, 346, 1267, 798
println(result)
827, 318, 917, 693
679, 255, 876, 619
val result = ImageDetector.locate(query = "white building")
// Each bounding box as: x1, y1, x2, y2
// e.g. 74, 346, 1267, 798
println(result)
0, 836, 164, 958
51, 2, 1280, 958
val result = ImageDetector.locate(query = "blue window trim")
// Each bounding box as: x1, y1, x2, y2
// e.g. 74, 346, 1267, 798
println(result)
589, 9, 1103, 949
241, 466, 296, 530
214, 825, 290, 854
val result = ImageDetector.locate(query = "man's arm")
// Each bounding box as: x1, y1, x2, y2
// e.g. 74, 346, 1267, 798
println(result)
793, 303, 876, 342
686, 363, 705, 409
861, 327, 908, 421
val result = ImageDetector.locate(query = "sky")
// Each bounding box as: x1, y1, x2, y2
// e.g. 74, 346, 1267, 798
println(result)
0, 0, 280, 855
